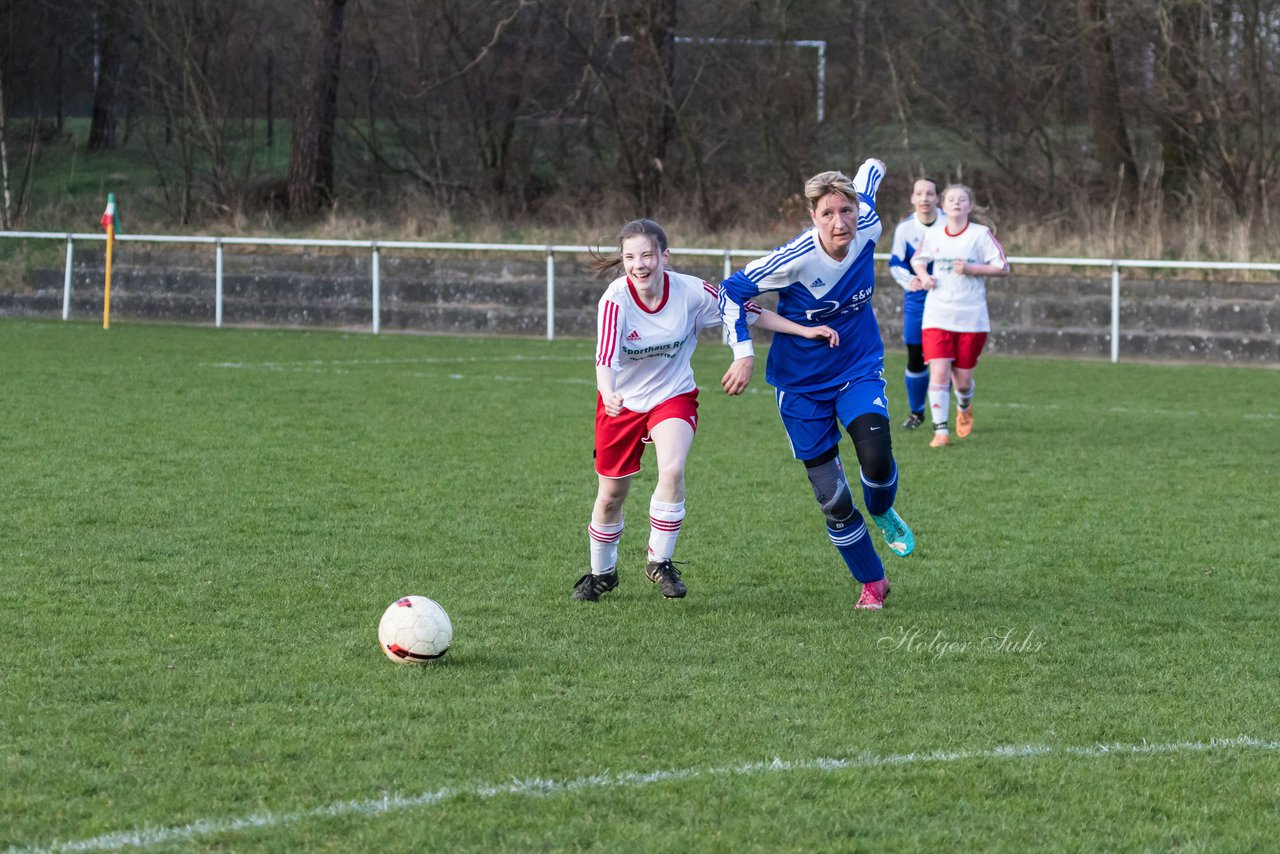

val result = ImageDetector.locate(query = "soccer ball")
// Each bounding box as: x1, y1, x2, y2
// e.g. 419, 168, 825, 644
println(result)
378, 596, 452, 664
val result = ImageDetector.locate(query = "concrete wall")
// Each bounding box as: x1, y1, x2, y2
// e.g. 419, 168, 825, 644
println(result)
2, 245, 1277, 365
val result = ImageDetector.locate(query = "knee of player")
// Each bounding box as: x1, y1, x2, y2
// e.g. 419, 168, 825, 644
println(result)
847, 415, 895, 481
655, 460, 687, 488
859, 456, 895, 484
819, 485, 856, 525
594, 491, 626, 516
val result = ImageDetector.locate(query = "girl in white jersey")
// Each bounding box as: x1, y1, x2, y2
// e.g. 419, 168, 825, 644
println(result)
911, 184, 1011, 447
574, 219, 839, 602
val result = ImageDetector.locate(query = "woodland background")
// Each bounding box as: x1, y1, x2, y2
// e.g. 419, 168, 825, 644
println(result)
1, 0, 1278, 259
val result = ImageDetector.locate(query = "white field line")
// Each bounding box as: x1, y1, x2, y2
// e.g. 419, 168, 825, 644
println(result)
9, 735, 1278, 854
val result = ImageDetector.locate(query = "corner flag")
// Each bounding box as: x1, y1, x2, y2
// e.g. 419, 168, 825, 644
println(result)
101, 193, 116, 329
100, 195, 116, 231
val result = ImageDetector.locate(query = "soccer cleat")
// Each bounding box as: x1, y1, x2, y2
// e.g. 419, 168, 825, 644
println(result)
645, 559, 687, 598
871, 507, 915, 557
572, 569, 619, 601
956, 407, 973, 438
855, 577, 890, 610
930, 432, 949, 448
901, 412, 925, 430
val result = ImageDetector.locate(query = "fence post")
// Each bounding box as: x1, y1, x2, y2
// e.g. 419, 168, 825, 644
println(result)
723, 250, 732, 282
546, 246, 556, 341
62, 235, 74, 320
371, 242, 381, 334
1110, 262, 1120, 363
215, 238, 224, 328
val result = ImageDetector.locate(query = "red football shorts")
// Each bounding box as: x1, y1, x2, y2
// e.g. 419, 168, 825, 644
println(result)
594, 389, 699, 478
922, 328, 988, 370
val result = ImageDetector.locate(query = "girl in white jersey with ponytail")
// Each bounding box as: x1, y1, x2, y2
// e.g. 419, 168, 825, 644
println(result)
574, 219, 838, 602
911, 184, 1011, 448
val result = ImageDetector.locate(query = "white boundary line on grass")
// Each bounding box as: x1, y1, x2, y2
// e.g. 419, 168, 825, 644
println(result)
9, 735, 1278, 853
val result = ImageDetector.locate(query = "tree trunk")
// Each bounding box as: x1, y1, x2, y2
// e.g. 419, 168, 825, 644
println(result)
1077, 0, 1139, 208
1156, 0, 1204, 198
287, 0, 350, 216
0, 64, 11, 229
624, 0, 677, 216
88, 3, 124, 151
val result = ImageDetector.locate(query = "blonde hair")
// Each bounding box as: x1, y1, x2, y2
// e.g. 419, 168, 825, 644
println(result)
941, 183, 998, 232
804, 171, 859, 210
589, 219, 669, 278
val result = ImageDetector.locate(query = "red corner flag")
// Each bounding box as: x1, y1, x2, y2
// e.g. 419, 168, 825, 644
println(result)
100, 196, 116, 231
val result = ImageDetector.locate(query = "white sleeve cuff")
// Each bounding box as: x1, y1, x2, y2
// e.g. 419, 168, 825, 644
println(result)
731, 340, 756, 360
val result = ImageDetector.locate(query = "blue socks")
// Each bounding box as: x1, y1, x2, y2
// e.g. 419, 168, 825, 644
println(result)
828, 516, 886, 583
905, 368, 929, 415
860, 460, 898, 518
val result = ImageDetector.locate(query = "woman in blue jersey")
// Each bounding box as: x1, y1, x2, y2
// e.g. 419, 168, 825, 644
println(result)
576, 219, 840, 603
720, 161, 914, 611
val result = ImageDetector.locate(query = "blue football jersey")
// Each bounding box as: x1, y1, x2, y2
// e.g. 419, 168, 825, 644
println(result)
721, 159, 886, 393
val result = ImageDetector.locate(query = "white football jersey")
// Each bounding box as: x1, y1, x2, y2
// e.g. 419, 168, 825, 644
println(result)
888, 211, 947, 289
596, 270, 754, 413
917, 222, 1009, 332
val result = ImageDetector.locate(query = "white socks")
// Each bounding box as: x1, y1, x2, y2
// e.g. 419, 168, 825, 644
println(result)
588, 518, 623, 574
647, 498, 685, 562
928, 383, 951, 433
590, 498, 686, 573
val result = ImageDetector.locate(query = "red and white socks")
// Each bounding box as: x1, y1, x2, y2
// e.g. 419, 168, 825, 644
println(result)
646, 498, 685, 562
589, 498, 686, 574
588, 518, 623, 575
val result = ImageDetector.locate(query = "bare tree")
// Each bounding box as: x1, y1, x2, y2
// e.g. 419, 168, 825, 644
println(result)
87, 0, 127, 150
0, 63, 11, 228
618, 0, 677, 215
127, 0, 282, 222
1077, 0, 1139, 208
1153, 0, 1205, 199
288, 0, 350, 215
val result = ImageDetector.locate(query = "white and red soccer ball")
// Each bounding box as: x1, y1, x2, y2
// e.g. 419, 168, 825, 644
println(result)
378, 595, 452, 664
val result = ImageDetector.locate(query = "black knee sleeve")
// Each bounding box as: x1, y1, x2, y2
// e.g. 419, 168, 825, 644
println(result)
906, 343, 925, 374
847, 413, 894, 483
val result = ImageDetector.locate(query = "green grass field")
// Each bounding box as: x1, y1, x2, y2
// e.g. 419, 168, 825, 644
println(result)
2, 318, 1278, 852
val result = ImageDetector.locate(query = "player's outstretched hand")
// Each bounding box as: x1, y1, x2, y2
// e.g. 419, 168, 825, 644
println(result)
722, 356, 754, 396
803, 325, 840, 348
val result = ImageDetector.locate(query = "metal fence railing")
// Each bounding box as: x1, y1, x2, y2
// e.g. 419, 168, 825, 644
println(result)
2, 229, 1278, 363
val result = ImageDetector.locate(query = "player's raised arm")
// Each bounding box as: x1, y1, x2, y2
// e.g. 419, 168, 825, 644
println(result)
854, 158, 886, 202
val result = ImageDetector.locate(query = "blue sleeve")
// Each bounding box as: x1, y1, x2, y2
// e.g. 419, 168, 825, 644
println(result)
719, 269, 762, 358
888, 245, 916, 289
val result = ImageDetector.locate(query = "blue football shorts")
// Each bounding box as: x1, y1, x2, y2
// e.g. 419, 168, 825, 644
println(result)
774, 374, 890, 461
